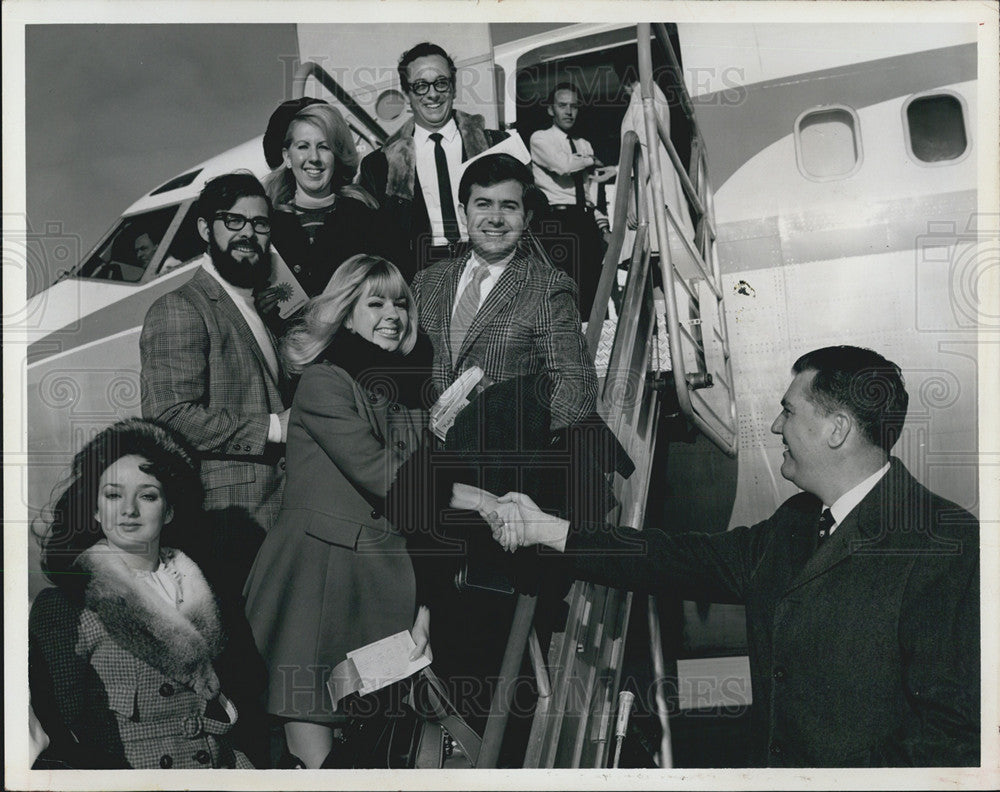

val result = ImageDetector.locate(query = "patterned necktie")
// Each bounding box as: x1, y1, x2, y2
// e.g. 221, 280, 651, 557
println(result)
817, 508, 835, 546
429, 132, 460, 244
567, 134, 587, 207
450, 263, 491, 365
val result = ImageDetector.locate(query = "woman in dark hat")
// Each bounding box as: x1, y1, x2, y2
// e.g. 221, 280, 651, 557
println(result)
262, 99, 379, 297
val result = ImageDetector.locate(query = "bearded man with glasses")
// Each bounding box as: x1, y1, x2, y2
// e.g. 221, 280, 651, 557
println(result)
139, 174, 292, 685
359, 41, 509, 281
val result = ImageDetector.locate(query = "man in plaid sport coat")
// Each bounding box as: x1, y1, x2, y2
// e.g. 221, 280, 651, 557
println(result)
411, 153, 598, 431
140, 173, 290, 607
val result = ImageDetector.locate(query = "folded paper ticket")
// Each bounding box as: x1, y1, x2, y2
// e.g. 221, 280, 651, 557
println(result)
326, 630, 431, 709
429, 366, 485, 441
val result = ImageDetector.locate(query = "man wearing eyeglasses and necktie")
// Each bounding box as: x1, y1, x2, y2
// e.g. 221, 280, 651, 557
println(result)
140, 173, 291, 642
359, 42, 508, 282
530, 82, 616, 320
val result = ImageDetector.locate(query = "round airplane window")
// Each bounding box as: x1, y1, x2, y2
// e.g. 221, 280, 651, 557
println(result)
375, 89, 406, 121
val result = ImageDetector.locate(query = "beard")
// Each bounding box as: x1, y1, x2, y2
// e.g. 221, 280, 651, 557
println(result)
208, 234, 271, 290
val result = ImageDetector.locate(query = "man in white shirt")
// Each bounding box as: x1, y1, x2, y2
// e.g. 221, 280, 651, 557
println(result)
490, 345, 980, 767
359, 42, 507, 281
530, 82, 614, 320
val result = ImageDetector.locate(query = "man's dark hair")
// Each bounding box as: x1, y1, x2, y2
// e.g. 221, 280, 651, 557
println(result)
793, 345, 909, 453
458, 154, 535, 207
398, 42, 457, 93
196, 172, 271, 225
547, 81, 582, 106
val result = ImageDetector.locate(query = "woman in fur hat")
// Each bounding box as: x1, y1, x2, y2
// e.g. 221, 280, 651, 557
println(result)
29, 420, 253, 769
244, 254, 436, 768
260, 100, 379, 302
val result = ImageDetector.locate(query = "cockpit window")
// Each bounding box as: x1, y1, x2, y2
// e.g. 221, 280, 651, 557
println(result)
158, 202, 208, 275
76, 205, 181, 283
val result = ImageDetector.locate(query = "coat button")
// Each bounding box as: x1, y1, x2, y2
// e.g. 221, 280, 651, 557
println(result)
159, 755, 173, 768
370, 509, 380, 520
159, 683, 175, 697
391, 403, 401, 413
396, 440, 406, 450
369, 393, 379, 403
244, 444, 251, 451
772, 666, 786, 681
194, 749, 211, 765
769, 741, 782, 756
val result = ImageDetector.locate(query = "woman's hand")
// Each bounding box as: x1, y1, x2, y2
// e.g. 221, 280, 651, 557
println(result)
409, 605, 432, 662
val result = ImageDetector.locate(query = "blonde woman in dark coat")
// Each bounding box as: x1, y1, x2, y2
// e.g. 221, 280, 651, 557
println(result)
244, 254, 435, 768
29, 420, 252, 769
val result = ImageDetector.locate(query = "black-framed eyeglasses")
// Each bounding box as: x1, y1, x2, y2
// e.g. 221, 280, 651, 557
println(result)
214, 212, 271, 234
408, 77, 453, 96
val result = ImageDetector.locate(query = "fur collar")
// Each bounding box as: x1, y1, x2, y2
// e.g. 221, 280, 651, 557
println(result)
76, 545, 225, 700
383, 110, 492, 201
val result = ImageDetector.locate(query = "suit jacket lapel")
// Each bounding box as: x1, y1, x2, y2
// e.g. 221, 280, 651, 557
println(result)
782, 465, 897, 595
455, 249, 529, 366
196, 265, 281, 394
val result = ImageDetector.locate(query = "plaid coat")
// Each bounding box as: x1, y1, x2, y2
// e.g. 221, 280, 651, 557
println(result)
29, 547, 252, 769
140, 260, 287, 532
412, 246, 597, 429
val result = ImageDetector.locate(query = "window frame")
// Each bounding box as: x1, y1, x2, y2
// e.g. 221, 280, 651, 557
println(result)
793, 103, 864, 183
901, 89, 971, 168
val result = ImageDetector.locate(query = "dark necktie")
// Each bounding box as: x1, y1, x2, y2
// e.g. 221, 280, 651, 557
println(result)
450, 263, 491, 366
817, 508, 835, 546
567, 134, 587, 207
429, 132, 460, 244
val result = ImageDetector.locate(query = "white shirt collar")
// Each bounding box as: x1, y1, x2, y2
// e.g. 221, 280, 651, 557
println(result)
414, 117, 459, 145
467, 248, 515, 276
827, 461, 891, 531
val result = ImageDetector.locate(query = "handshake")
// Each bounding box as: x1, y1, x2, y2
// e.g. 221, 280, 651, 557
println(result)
450, 483, 571, 553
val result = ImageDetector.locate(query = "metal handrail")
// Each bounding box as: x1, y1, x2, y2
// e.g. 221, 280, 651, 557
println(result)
638, 23, 738, 457
292, 61, 388, 147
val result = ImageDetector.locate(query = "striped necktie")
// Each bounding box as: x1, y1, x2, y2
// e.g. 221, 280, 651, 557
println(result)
816, 508, 835, 546
450, 263, 491, 366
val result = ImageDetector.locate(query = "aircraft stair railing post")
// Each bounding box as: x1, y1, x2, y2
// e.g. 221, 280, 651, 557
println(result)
292, 61, 388, 149
522, 128, 665, 768
638, 24, 738, 457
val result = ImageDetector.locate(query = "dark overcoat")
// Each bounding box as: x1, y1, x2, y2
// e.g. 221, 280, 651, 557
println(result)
270, 196, 377, 297
569, 458, 980, 767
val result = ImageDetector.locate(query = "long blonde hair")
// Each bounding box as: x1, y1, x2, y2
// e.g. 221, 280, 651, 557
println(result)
281, 254, 418, 373
263, 104, 378, 210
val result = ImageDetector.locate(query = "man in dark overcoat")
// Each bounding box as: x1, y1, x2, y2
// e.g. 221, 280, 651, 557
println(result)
491, 345, 980, 767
